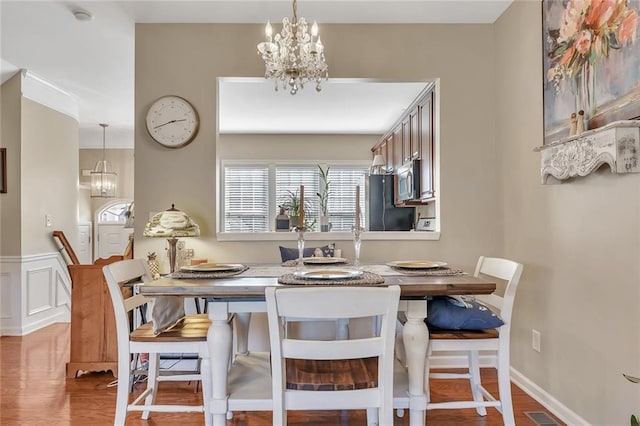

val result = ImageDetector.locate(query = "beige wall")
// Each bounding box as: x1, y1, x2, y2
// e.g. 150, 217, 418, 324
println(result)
0, 73, 22, 256
20, 98, 79, 255
135, 23, 501, 267
1, 74, 79, 257
496, 1, 640, 424
219, 134, 377, 161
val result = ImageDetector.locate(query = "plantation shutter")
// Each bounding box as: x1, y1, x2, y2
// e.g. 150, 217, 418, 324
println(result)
224, 166, 269, 232
327, 167, 367, 231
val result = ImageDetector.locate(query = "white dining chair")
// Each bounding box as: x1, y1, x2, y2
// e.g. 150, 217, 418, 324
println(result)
266, 285, 401, 426
102, 259, 212, 425
425, 256, 523, 426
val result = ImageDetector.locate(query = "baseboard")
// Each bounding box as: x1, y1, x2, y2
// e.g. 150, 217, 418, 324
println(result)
511, 367, 591, 426
429, 354, 589, 425
19, 310, 70, 335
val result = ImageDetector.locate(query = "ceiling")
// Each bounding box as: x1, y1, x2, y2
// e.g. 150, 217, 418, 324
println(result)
0, 1, 512, 148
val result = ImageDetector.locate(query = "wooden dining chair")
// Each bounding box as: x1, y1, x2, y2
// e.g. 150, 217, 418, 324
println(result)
266, 285, 401, 426
425, 256, 523, 426
102, 259, 212, 425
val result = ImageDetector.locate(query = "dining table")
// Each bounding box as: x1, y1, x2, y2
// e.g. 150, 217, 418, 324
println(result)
138, 262, 496, 426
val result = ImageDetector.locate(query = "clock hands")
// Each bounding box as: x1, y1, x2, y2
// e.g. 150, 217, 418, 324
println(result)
153, 118, 186, 129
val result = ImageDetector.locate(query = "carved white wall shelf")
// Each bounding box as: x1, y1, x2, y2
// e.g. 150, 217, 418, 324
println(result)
535, 120, 640, 184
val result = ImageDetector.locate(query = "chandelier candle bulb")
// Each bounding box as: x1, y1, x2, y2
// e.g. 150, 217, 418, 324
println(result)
265, 21, 272, 42
355, 185, 361, 230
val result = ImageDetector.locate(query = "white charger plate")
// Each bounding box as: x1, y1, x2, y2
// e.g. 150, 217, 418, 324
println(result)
180, 263, 245, 272
293, 269, 363, 280
387, 260, 448, 269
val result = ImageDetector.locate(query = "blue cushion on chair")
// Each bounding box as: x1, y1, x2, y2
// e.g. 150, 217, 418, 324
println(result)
279, 244, 335, 262
426, 296, 504, 330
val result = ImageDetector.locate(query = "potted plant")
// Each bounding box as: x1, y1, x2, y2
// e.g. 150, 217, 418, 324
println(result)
279, 189, 316, 231
317, 165, 330, 232
624, 373, 639, 426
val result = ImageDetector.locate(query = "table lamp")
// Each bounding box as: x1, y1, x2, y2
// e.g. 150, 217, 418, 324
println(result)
143, 204, 200, 273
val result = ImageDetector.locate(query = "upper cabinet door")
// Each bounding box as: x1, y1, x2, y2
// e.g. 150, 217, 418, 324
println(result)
409, 108, 420, 161
392, 124, 403, 171
402, 117, 411, 164
419, 92, 435, 200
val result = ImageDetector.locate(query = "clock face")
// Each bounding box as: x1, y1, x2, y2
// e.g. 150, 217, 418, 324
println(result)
145, 96, 199, 148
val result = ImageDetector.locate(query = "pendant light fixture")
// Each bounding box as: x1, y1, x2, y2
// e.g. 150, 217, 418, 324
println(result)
90, 123, 117, 198
257, 0, 328, 95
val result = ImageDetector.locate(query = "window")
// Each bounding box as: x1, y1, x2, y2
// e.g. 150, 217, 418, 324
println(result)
98, 201, 132, 224
222, 163, 368, 232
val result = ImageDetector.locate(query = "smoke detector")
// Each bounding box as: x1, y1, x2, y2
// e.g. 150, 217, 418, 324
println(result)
72, 9, 93, 22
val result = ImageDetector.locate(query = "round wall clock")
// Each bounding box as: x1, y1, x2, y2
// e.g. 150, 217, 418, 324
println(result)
145, 95, 200, 148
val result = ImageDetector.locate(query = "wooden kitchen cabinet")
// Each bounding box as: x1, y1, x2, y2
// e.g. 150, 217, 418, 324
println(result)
370, 83, 436, 202
392, 124, 403, 171
66, 255, 128, 378
419, 91, 435, 199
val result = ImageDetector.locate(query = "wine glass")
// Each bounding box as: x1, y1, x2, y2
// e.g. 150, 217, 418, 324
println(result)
296, 227, 305, 270
352, 226, 362, 269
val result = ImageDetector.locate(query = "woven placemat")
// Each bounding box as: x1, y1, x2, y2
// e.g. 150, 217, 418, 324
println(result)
389, 266, 465, 276
168, 265, 249, 279
278, 271, 385, 286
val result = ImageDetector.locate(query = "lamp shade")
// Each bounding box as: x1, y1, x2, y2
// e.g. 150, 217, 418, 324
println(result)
372, 155, 385, 167
144, 204, 200, 238
370, 154, 385, 175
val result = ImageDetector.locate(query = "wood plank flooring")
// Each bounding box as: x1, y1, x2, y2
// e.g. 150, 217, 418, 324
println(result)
1, 323, 565, 425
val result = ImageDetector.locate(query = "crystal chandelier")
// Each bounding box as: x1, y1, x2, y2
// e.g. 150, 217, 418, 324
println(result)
90, 123, 117, 198
257, 0, 328, 95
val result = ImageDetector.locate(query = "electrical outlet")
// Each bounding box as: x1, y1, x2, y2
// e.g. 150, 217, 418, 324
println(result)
45, 214, 53, 227
532, 329, 541, 353
186, 249, 194, 258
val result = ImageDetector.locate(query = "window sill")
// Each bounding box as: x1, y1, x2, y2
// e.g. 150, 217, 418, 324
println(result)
216, 231, 441, 242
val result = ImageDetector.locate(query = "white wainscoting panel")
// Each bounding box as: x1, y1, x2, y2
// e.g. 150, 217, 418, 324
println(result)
26, 267, 53, 315
0, 252, 71, 336
0, 272, 15, 320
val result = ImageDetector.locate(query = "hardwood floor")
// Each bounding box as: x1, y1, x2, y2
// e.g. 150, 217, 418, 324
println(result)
1, 323, 564, 425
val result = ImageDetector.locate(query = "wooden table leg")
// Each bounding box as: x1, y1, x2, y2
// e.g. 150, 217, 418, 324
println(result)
404, 300, 429, 426
208, 302, 233, 426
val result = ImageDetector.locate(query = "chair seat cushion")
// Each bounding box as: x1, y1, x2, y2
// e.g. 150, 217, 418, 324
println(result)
429, 328, 499, 339
286, 357, 378, 391
426, 296, 504, 331
131, 314, 210, 342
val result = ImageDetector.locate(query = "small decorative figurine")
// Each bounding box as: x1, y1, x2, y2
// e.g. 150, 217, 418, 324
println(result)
569, 112, 577, 136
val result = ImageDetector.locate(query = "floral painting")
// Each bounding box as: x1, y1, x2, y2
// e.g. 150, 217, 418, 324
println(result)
543, 0, 640, 143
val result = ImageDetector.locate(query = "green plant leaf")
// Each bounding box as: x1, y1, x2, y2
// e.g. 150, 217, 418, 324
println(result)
631, 414, 639, 426
624, 374, 640, 384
